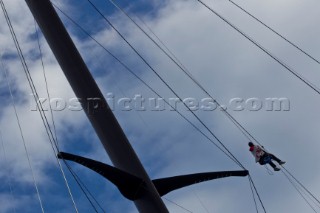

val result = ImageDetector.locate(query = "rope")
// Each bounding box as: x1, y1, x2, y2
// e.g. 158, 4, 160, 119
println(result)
281, 166, 320, 206
58, 1, 320, 212
228, 0, 320, 65
33, 20, 80, 213
87, 0, 247, 169
264, 165, 274, 176
281, 170, 317, 212
248, 176, 259, 213
103, 0, 274, 158
64, 161, 101, 213
193, 190, 210, 213
0, 51, 45, 212
34, 19, 60, 145
91, 3, 269, 210
196, 0, 320, 96
2, 1, 99, 211
0, 130, 17, 213
65, 162, 107, 213
164, 197, 194, 213
54, 3, 270, 211
53, 1, 244, 170
248, 175, 267, 213
34, 17, 107, 212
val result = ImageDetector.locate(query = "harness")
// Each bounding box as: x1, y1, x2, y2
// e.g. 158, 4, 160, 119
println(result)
260, 154, 272, 165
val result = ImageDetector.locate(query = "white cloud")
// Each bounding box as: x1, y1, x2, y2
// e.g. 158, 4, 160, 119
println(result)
0, 0, 320, 212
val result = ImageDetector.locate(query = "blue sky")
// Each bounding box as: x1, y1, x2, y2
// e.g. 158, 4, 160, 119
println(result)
1, 0, 320, 212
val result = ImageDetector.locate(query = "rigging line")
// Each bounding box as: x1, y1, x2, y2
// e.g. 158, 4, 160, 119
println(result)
281, 170, 318, 213
61, 3, 262, 211
116, 86, 149, 128
193, 190, 210, 213
87, 0, 246, 169
228, 0, 320, 65
1, 4, 71, 212
248, 175, 267, 213
0, 51, 45, 213
3, 1, 78, 211
131, 10, 207, 93
0, 130, 17, 213
56, 5, 263, 210
112, 0, 277, 155
53, 5, 255, 210
0, 0, 58, 155
104, 0, 265, 146
34, 19, 59, 145
52, 3, 242, 168
105, 0, 200, 82
248, 176, 259, 213
106, 0, 205, 94
135, 15, 192, 74
288, 175, 320, 210
105, 0, 210, 105
264, 165, 274, 176
63, 160, 101, 213
281, 166, 320, 206
164, 197, 194, 213
50, 2, 147, 130
196, 0, 320, 96
65, 162, 107, 213
34, 21, 80, 213
99, 0, 299, 156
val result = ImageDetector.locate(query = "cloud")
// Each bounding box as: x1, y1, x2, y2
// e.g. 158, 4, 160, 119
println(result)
0, 0, 320, 212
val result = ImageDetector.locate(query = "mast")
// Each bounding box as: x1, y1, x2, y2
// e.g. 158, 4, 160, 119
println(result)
25, 0, 169, 212
25, 1, 249, 212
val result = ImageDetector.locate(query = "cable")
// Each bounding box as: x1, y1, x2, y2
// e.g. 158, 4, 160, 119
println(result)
54, 4, 268, 211
54, 2, 268, 211
33, 7, 111, 212
34, 17, 106, 212
34, 19, 60, 145
85, 2, 270, 210
106, 0, 319, 150
58, 2, 269, 212
65, 163, 107, 213
248, 176, 259, 213
248, 175, 267, 213
193, 190, 209, 213
61, 1, 320, 212
281, 166, 320, 206
33, 20, 80, 213
0, 5, 46, 206
228, 0, 320, 65
196, 0, 320, 96
281, 170, 318, 213
3, 0, 268, 212
64, 161, 101, 213
0, 49, 45, 212
103, 0, 276, 154
52, 2, 243, 169
52, 4, 253, 212
164, 197, 194, 213
87, 0, 247, 169
2, 1, 84, 211
1, 0, 58, 154
264, 165, 274, 176
0, 130, 17, 213
105, 0, 202, 83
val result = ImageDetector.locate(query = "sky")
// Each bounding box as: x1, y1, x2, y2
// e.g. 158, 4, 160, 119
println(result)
0, 0, 320, 212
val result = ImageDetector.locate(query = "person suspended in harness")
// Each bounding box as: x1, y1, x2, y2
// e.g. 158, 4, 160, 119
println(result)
248, 142, 285, 171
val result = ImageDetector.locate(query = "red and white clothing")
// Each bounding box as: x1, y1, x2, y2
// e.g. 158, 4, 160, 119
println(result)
249, 145, 265, 162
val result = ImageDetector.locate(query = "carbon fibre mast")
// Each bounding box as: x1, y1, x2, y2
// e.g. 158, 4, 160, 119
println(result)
25, 0, 248, 212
